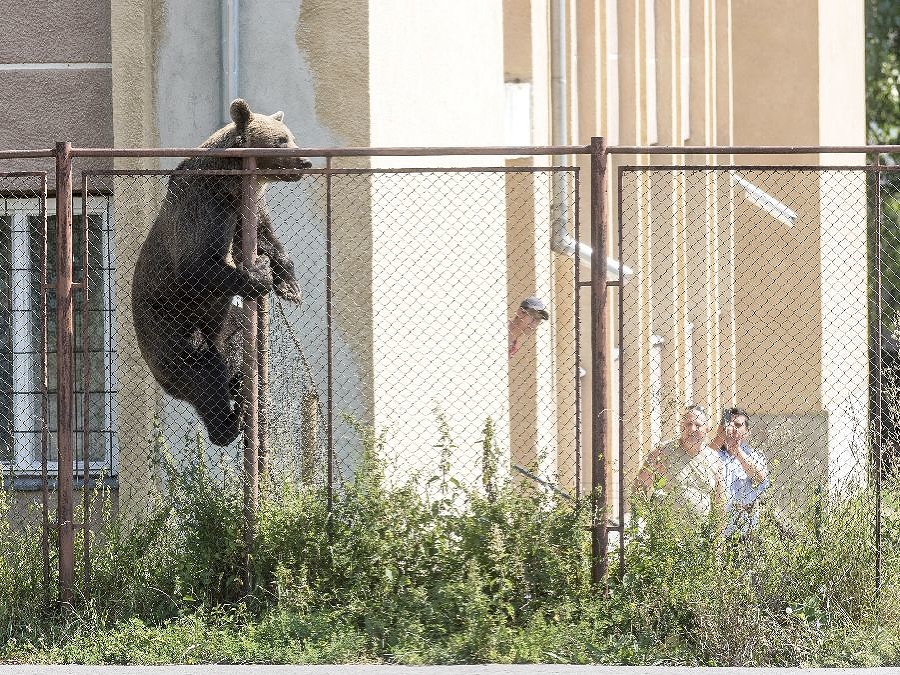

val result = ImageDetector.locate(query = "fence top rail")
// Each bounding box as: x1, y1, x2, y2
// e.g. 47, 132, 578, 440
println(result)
607, 144, 900, 155
69, 145, 592, 159
0, 149, 56, 160
5, 144, 899, 161
618, 163, 900, 172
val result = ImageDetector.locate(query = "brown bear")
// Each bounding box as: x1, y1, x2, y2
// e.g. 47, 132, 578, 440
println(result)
132, 98, 311, 446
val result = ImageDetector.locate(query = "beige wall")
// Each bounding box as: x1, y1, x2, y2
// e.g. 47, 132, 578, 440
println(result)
0, 0, 869, 510
731, 0, 867, 495
561, 0, 868, 515
369, 0, 505, 158
366, 1, 512, 488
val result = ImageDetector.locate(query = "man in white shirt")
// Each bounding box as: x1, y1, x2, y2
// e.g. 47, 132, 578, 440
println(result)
635, 405, 722, 519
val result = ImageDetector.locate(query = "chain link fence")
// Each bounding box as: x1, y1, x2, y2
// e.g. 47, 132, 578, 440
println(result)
76, 160, 584, 540
613, 162, 897, 583
3, 147, 899, 602
0, 172, 51, 594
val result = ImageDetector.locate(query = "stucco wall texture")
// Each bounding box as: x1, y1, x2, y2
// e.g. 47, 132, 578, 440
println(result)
0, 0, 113, 178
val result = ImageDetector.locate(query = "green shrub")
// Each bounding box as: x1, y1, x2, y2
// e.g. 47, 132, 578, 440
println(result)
0, 422, 898, 666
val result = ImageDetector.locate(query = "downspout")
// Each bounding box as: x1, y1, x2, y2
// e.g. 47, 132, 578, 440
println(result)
549, 0, 632, 279
549, 0, 570, 261
221, 0, 240, 125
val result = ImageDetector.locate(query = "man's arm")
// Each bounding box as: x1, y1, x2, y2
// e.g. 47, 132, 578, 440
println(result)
708, 424, 726, 452
735, 445, 767, 484
634, 447, 665, 491
705, 449, 726, 513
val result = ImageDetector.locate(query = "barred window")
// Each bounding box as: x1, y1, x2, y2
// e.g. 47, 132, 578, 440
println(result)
0, 197, 117, 477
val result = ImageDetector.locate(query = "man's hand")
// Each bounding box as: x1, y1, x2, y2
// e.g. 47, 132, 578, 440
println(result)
710, 424, 726, 451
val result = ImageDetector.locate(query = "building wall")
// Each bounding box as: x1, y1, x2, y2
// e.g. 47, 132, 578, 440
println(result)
368, 1, 510, 488
0, 0, 113, 179
554, 0, 867, 515
0, 0, 869, 510
108, 0, 512, 492
731, 0, 867, 498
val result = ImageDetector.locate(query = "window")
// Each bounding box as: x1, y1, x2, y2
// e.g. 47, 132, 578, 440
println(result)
0, 196, 117, 476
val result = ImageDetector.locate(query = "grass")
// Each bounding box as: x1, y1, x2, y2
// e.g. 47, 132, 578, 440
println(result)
0, 430, 898, 666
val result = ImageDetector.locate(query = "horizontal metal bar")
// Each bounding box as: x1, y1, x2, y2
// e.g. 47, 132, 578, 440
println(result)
577, 280, 623, 288
619, 163, 891, 172
7, 145, 900, 162
512, 464, 575, 502
41, 281, 85, 291
0, 150, 55, 160
82, 166, 580, 178
609, 144, 900, 155
71, 145, 592, 159
0, 171, 48, 178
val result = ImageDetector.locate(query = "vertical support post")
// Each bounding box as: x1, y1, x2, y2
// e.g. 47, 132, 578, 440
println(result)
874, 153, 883, 597
241, 155, 259, 595
617, 165, 626, 579
39, 174, 50, 603
80, 175, 92, 598
258, 295, 270, 479
574, 169, 582, 502
590, 137, 609, 586
55, 141, 75, 606
325, 157, 334, 518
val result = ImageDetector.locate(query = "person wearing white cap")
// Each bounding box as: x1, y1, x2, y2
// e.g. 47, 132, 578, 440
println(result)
508, 296, 549, 357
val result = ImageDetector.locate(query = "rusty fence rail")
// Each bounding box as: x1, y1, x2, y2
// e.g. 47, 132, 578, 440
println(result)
0, 142, 899, 604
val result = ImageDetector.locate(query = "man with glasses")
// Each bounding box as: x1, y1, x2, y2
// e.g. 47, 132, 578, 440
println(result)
710, 407, 770, 537
635, 405, 722, 519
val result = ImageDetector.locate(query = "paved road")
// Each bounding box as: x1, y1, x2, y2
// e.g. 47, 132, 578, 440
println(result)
0, 667, 897, 675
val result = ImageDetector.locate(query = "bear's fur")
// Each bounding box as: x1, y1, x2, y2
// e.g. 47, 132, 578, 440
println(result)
132, 99, 310, 446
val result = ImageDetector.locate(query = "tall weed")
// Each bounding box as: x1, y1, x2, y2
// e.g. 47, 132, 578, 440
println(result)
0, 422, 898, 665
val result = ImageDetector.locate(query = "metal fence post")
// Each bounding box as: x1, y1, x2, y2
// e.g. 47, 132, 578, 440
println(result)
874, 152, 883, 597
325, 157, 334, 519
80, 175, 92, 599
590, 137, 609, 585
258, 294, 270, 479
241, 155, 259, 594
54, 141, 75, 606
39, 174, 51, 604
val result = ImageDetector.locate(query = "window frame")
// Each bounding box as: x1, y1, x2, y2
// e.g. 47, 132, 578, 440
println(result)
1, 195, 118, 477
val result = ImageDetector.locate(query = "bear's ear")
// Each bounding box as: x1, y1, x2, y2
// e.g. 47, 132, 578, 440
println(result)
230, 99, 252, 128
271, 111, 284, 122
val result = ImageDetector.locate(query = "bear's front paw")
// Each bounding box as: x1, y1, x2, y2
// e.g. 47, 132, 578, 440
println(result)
274, 278, 303, 305
244, 254, 273, 298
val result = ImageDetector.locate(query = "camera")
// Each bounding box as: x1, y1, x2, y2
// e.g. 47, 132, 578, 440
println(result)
721, 408, 733, 427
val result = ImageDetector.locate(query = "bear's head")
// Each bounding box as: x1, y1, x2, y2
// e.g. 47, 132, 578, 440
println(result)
229, 98, 312, 179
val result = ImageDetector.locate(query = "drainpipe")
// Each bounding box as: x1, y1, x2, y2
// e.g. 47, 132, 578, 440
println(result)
549, 0, 570, 261
221, 0, 239, 124
549, 0, 633, 281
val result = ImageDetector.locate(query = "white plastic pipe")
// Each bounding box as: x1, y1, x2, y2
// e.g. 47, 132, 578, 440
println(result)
221, 0, 239, 125
729, 171, 798, 227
